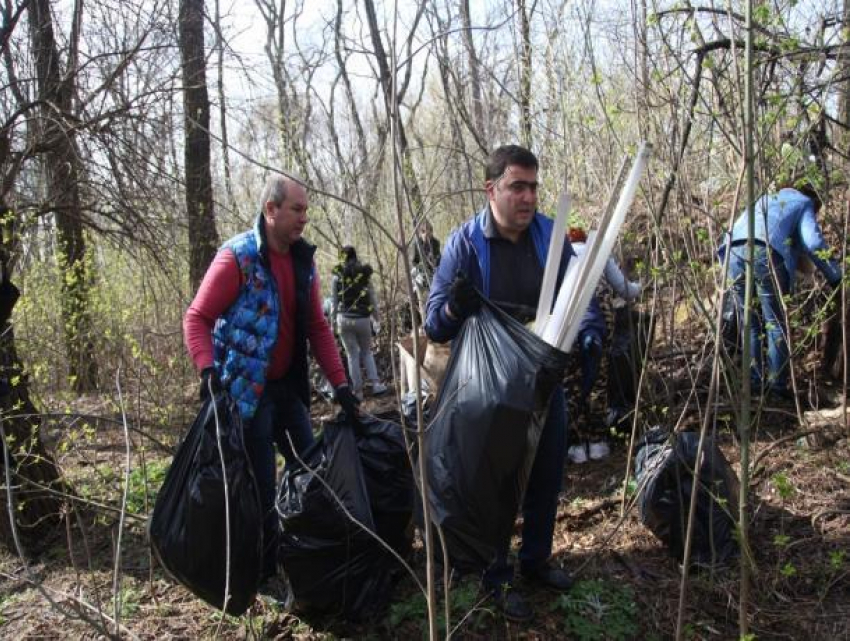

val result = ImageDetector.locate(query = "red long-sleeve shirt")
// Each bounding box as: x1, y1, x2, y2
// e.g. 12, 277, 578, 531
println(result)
183, 248, 347, 388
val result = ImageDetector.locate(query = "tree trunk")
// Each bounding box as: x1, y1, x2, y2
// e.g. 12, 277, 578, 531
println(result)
362, 0, 424, 215
179, 0, 219, 291
28, 0, 98, 392
842, 0, 850, 156
0, 214, 66, 556
255, 0, 311, 179
459, 0, 486, 147
213, 0, 236, 215
517, 0, 533, 148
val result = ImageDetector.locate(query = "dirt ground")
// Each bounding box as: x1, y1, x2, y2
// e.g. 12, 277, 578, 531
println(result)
0, 382, 848, 640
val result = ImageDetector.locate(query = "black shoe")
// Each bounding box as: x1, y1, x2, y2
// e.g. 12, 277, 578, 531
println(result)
489, 586, 533, 622
521, 563, 574, 592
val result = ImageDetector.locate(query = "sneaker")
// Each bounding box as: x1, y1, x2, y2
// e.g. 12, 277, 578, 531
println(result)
488, 585, 533, 622
588, 441, 610, 460
567, 443, 588, 464
520, 563, 574, 593
370, 382, 389, 396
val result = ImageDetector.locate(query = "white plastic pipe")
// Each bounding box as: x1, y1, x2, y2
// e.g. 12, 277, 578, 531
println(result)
540, 232, 593, 346
534, 190, 570, 334
556, 142, 651, 351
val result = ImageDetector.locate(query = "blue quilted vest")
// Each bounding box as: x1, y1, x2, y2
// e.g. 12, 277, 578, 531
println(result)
212, 214, 315, 421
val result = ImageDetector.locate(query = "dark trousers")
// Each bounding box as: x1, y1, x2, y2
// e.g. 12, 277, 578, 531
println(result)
607, 306, 649, 411
484, 385, 567, 587
242, 378, 315, 578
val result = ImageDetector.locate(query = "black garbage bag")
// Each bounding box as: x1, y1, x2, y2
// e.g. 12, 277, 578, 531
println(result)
149, 393, 262, 616
419, 300, 569, 571
635, 428, 739, 567
277, 419, 404, 621
356, 413, 415, 557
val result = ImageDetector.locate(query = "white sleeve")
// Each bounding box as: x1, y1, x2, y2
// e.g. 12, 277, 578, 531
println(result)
604, 257, 641, 300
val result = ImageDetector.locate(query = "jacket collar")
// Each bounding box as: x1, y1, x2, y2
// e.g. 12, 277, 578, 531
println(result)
253, 212, 316, 265
482, 203, 499, 239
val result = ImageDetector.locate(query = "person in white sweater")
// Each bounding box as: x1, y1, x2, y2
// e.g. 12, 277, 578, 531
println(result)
566, 226, 642, 463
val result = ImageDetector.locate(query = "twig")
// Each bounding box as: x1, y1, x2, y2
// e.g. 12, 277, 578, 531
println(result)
112, 368, 133, 634
749, 429, 819, 477
210, 389, 233, 631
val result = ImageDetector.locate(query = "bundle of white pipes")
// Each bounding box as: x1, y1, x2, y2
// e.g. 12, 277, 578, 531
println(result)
534, 142, 652, 352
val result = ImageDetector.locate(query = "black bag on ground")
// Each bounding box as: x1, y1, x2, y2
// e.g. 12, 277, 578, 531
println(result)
419, 300, 569, 571
357, 413, 415, 556
148, 393, 262, 616
635, 428, 739, 566
277, 417, 409, 621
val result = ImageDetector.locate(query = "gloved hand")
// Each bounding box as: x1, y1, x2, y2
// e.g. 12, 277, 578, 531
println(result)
335, 384, 361, 421
447, 274, 481, 320
199, 366, 222, 402
371, 318, 381, 337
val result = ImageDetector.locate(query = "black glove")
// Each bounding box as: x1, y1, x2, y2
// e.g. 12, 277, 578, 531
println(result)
447, 274, 481, 320
199, 367, 222, 402
335, 384, 361, 421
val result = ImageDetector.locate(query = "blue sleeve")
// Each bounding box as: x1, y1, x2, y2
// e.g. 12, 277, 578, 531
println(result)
799, 204, 842, 285
424, 230, 465, 343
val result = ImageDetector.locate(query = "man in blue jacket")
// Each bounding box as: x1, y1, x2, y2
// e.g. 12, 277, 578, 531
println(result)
719, 183, 842, 399
425, 144, 605, 621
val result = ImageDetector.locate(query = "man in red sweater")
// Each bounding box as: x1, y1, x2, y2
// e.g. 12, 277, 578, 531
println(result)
183, 174, 359, 591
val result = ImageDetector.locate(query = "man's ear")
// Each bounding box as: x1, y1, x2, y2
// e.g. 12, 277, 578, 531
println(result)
484, 180, 495, 199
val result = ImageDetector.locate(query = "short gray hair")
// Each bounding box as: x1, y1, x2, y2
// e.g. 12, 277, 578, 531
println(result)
259, 175, 288, 211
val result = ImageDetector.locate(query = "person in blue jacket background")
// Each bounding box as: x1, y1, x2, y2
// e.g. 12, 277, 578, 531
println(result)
719, 182, 842, 399
424, 144, 605, 622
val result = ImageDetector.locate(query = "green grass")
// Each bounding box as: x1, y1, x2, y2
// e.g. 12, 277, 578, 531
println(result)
551, 579, 639, 641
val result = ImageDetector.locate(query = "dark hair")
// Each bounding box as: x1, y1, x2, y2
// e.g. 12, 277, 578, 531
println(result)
484, 145, 538, 182
795, 182, 822, 213
341, 245, 357, 263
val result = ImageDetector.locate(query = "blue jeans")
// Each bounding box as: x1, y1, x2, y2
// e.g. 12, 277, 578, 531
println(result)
484, 385, 567, 587
578, 334, 602, 402
242, 378, 315, 578
337, 315, 380, 396
728, 244, 790, 391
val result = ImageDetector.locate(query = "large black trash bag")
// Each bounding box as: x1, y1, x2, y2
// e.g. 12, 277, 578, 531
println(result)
276, 420, 402, 621
356, 413, 415, 557
148, 393, 262, 616
635, 428, 739, 567
419, 300, 569, 571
